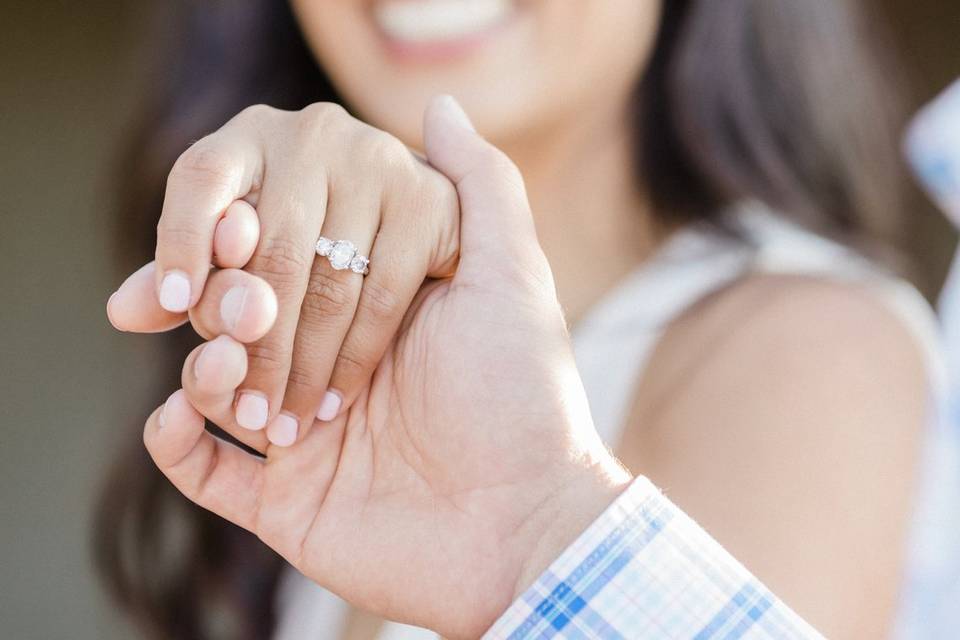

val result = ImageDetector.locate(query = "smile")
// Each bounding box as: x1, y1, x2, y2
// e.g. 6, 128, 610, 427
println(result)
373, 0, 516, 46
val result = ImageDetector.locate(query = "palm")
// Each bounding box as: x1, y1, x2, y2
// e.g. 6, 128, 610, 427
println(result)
258, 277, 584, 637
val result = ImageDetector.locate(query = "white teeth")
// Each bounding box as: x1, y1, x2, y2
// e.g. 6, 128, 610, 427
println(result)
374, 0, 513, 43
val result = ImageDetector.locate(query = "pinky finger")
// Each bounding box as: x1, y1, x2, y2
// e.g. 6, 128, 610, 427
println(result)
144, 389, 264, 533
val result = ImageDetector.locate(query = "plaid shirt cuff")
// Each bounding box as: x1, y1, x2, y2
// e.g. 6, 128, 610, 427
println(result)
484, 476, 824, 639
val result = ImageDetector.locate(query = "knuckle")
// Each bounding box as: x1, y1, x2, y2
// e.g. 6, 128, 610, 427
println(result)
333, 347, 369, 381
371, 132, 413, 175
303, 271, 358, 318
236, 103, 279, 126
244, 342, 288, 377
356, 278, 401, 326
170, 144, 238, 188
250, 236, 311, 287
284, 364, 319, 393
156, 222, 207, 252
347, 126, 412, 180
298, 102, 350, 137
367, 128, 408, 160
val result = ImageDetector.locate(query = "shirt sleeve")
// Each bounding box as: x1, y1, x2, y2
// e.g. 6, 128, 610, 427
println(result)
483, 476, 824, 639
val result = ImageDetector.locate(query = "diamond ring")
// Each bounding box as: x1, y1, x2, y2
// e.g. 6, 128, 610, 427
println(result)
315, 237, 370, 275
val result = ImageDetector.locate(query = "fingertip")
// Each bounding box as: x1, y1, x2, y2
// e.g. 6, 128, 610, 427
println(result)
423, 94, 491, 187
239, 282, 278, 343
164, 389, 204, 428
146, 389, 206, 466
266, 413, 299, 448
316, 389, 343, 422
110, 262, 188, 333
193, 335, 248, 394
423, 96, 465, 165
214, 200, 260, 268
218, 274, 277, 343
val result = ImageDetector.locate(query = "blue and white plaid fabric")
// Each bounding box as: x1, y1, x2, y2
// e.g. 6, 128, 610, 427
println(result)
485, 477, 823, 639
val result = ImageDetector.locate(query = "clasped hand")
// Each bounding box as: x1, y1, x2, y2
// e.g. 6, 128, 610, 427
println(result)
108, 95, 630, 638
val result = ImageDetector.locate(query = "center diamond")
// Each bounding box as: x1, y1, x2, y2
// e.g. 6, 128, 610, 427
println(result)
328, 241, 357, 270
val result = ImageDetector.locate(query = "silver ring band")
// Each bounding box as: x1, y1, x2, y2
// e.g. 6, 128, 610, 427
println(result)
315, 237, 370, 275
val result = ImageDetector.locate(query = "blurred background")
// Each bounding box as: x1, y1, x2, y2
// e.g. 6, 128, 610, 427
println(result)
1, 2, 958, 639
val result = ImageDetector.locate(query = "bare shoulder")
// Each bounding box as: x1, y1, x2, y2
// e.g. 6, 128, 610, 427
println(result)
620, 272, 931, 639
632, 272, 930, 430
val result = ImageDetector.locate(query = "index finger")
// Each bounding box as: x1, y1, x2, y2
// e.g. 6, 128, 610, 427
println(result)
154, 106, 270, 312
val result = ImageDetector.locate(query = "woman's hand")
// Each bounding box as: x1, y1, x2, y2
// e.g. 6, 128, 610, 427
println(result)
142, 97, 631, 638
108, 101, 460, 448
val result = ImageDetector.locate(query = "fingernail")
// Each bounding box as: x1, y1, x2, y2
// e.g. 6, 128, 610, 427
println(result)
159, 270, 191, 312
316, 390, 342, 422
220, 286, 248, 331
158, 402, 167, 429
438, 94, 475, 132
236, 392, 268, 430
267, 413, 299, 447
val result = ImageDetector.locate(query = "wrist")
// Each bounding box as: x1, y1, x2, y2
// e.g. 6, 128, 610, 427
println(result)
510, 455, 633, 602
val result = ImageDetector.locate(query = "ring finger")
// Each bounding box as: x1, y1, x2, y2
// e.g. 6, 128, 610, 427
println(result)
229, 149, 329, 434
262, 183, 382, 447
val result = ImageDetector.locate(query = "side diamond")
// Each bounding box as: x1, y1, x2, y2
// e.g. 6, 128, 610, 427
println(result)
315, 237, 334, 257
349, 255, 369, 274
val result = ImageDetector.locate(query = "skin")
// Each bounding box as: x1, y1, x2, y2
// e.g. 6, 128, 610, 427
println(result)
109, 1, 928, 636
290, 0, 665, 325
620, 275, 926, 639
115, 102, 461, 449
144, 100, 631, 638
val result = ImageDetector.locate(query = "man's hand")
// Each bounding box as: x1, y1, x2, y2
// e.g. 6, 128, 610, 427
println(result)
141, 96, 631, 638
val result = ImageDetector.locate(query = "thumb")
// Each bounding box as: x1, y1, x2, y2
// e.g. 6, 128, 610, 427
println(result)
423, 95, 550, 285
108, 261, 189, 333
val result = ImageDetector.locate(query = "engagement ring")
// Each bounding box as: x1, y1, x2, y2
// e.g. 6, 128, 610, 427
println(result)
315, 237, 370, 275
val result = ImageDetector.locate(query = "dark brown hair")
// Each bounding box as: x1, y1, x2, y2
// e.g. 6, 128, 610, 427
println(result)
94, 1, 907, 638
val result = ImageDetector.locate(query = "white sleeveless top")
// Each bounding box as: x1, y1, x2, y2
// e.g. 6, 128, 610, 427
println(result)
274, 202, 960, 639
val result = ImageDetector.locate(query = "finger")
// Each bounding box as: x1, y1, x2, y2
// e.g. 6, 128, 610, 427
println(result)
213, 199, 260, 268
155, 108, 268, 312
266, 185, 381, 446
181, 335, 270, 453
233, 161, 328, 433
421, 166, 462, 280
186, 268, 278, 344
107, 261, 188, 333
144, 388, 264, 532
318, 161, 459, 415
422, 95, 551, 287
320, 216, 429, 419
